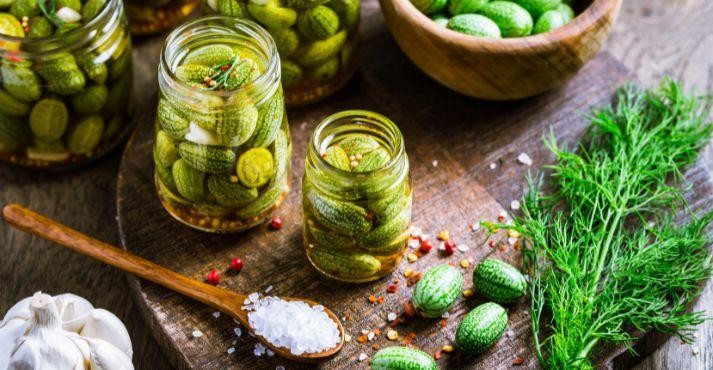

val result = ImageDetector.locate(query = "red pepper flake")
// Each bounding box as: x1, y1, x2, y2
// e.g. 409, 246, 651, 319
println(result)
386, 285, 398, 293
434, 350, 442, 360
406, 272, 423, 286
377, 296, 385, 304
229, 258, 244, 272
403, 302, 416, 317
498, 214, 506, 222
440, 319, 447, 328
489, 239, 496, 248
6, 52, 23, 63
443, 240, 456, 255
270, 217, 283, 229
498, 244, 506, 251
404, 332, 417, 345
356, 335, 367, 343
419, 239, 433, 253
448, 261, 456, 267
373, 328, 381, 336
372, 344, 380, 350
205, 269, 220, 285
368, 294, 376, 303
512, 357, 525, 366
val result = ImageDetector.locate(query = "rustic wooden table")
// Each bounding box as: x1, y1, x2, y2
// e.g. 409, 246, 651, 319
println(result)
1, 0, 711, 369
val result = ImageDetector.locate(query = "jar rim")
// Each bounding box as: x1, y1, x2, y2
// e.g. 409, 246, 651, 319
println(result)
310, 110, 406, 178
0, 0, 122, 55
159, 15, 280, 100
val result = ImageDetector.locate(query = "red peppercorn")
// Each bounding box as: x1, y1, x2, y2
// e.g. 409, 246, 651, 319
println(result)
270, 217, 283, 229
229, 258, 244, 272
434, 350, 442, 360
403, 302, 416, 317
419, 239, 433, 253
489, 239, 496, 248
206, 269, 220, 285
386, 285, 398, 293
444, 240, 456, 255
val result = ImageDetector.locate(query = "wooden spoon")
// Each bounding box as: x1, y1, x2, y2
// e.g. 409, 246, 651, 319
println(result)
2, 204, 344, 363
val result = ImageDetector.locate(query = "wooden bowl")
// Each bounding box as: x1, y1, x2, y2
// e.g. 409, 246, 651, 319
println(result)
379, 0, 623, 100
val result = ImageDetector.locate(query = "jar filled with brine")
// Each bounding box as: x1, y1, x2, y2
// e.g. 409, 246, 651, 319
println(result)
155, 16, 290, 233
204, 0, 359, 107
0, 0, 134, 169
303, 110, 412, 283
127, 0, 200, 36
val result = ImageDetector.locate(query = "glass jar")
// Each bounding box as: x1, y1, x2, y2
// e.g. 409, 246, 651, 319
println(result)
155, 16, 291, 233
0, 0, 134, 169
127, 0, 200, 36
303, 110, 412, 283
204, 0, 360, 107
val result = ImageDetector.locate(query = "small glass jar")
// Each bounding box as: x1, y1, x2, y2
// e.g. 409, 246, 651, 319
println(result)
0, 0, 134, 169
204, 0, 360, 107
155, 16, 291, 233
303, 110, 412, 283
127, 0, 200, 36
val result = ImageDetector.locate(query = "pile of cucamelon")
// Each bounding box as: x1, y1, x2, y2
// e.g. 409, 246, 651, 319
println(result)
370, 259, 527, 368
205, 0, 359, 104
303, 133, 412, 282
155, 42, 291, 232
0, 0, 133, 167
412, 0, 576, 38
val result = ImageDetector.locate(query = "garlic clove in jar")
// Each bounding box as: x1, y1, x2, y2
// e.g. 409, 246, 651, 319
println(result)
80, 309, 133, 359
88, 338, 134, 370
55, 293, 95, 332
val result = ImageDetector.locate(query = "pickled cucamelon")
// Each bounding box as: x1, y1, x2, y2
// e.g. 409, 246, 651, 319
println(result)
204, 0, 360, 106
0, 0, 134, 169
303, 111, 411, 282
154, 19, 291, 233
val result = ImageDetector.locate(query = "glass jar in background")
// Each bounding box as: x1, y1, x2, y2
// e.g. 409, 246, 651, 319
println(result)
155, 16, 291, 233
303, 110, 412, 283
204, 0, 360, 107
0, 0, 134, 169
127, 0, 200, 36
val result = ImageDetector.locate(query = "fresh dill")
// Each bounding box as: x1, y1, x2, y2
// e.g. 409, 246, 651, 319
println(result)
38, 0, 64, 28
508, 79, 713, 369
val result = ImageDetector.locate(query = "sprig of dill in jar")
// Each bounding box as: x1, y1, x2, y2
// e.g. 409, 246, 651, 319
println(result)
38, 0, 65, 28
500, 79, 713, 369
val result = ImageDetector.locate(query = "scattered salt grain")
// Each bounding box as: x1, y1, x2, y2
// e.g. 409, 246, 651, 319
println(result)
345, 334, 352, 342
408, 238, 421, 249
299, 122, 308, 131
432, 160, 438, 167
438, 242, 446, 252
361, 329, 369, 335
358, 353, 368, 362
192, 330, 203, 338
387, 312, 398, 321
489, 162, 497, 170
441, 312, 450, 319
367, 331, 375, 341
254, 343, 267, 357
267, 349, 275, 357
510, 200, 521, 210
227, 347, 235, 354
517, 153, 532, 166
507, 329, 515, 338
246, 294, 340, 355
234, 327, 242, 337
508, 237, 518, 245
232, 340, 237, 345
457, 244, 470, 252
470, 223, 480, 232
243, 298, 251, 305
212, 311, 221, 319
265, 285, 274, 293
248, 292, 260, 302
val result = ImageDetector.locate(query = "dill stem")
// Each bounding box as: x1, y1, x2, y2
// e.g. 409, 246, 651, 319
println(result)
588, 210, 623, 298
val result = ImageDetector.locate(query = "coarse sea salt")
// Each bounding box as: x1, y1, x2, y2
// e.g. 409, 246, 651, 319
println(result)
246, 294, 340, 356
517, 153, 533, 166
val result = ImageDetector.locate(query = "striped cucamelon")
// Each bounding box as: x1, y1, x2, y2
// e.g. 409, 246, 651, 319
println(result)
359, 207, 411, 254
310, 246, 381, 279
447, 14, 502, 38
71, 85, 109, 115
1, 64, 41, 102
337, 134, 380, 156
370, 346, 437, 370
236, 180, 284, 218
67, 116, 104, 155
353, 147, 390, 172
154, 130, 179, 168
473, 258, 527, 304
533, 9, 568, 34
323, 145, 351, 170
207, 174, 259, 208
455, 302, 508, 354
158, 98, 190, 139
236, 147, 275, 188
412, 264, 463, 318
511, 0, 560, 18
29, 99, 68, 141
296, 30, 347, 67
368, 185, 408, 221
182, 44, 234, 66
308, 221, 355, 250
218, 101, 258, 145
447, 0, 488, 16
297, 5, 340, 41
246, 92, 284, 148
271, 129, 290, 185
478, 1, 533, 37
178, 142, 236, 174
305, 188, 372, 235
172, 159, 206, 202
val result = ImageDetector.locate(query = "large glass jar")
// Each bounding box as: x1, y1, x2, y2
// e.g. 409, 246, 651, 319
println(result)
303, 110, 412, 283
0, 0, 133, 169
204, 0, 360, 107
127, 0, 200, 36
155, 16, 291, 233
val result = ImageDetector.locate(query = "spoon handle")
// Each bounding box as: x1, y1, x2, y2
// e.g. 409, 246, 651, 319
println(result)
2, 204, 247, 322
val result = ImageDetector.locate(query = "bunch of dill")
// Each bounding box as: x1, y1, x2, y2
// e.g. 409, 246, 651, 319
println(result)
514, 79, 713, 369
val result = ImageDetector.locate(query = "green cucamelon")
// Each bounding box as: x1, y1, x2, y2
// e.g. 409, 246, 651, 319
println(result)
246, 92, 284, 148
172, 158, 206, 202
557, 3, 575, 21
236, 180, 284, 218
29, 99, 68, 141
155, 162, 178, 196
178, 142, 236, 174
217, 0, 248, 17
432, 13, 450, 27
82, 0, 108, 21
368, 185, 408, 221
287, 0, 330, 9
370, 346, 437, 370
511, 0, 560, 19
473, 258, 527, 304
297, 5, 340, 41
154, 130, 179, 167
27, 16, 53, 38
327, 0, 359, 31
478, 1, 533, 38
337, 134, 380, 156
307, 57, 339, 82
310, 246, 381, 279
218, 100, 258, 146
270, 28, 300, 57
410, 0, 448, 16
271, 129, 290, 185
175, 64, 214, 83
10, 0, 40, 18
455, 302, 508, 354
247, 0, 298, 29
323, 145, 351, 170
68, 116, 104, 155
412, 264, 463, 318
448, 0, 488, 16
281, 60, 303, 87
183, 44, 234, 66
0, 89, 30, 117
296, 30, 347, 67
76, 52, 108, 84
186, 94, 224, 131
308, 221, 355, 250
36, 53, 86, 95
207, 174, 259, 207
359, 207, 411, 254
236, 147, 275, 188
447, 14, 502, 38
353, 147, 390, 172
158, 98, 189, 139
533, 9, 568, 34
1, 64, 41, 102
0, 114, 30, 152
306, 189, 372, 235
71, 85, 109, 114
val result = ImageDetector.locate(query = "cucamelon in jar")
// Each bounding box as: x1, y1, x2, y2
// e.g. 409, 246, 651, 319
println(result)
204, 0, 360, 107
303, 110, 412, 283
0, 0, 134, 169
127, 0, 201, 36
155, 16, 291, 233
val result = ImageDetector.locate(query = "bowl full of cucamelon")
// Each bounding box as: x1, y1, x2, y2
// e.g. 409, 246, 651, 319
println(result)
379, 0, 623, 100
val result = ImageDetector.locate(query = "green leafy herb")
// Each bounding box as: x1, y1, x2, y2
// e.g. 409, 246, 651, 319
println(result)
38, 0, 65, 28
505, 79, 712, 369
203, 53, 242, 91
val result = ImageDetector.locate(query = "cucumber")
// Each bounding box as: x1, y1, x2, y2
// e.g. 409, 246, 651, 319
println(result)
67, 116, 104, 155
308, 221, 355, 250
172, 159, 206, 202
455, 302, 507, 354
368, 185, 409, 222
207, 174, 259, 208
182, 44, 235, 66
305, 188, 372, 236
478, 1, 533, 37
447, 14, 502, 38
246, 91, 284, 148
412, 264, 463, 318
236, 180, 284, 218
353, 147, 390, 172
336, 134, 380, 156
323, 145, 351, 170
271, 129, 290, 186
157, 98, 189, 139
309, 246, 381, 279
297, 5, 340, 41
370, 346, 437, 370
154, 130, 179, 168
295, 30, 347, 67
533, 9, 568, 34
359, 207, 411, 254
473, 258, 527, 304
511, 0, 560, 19
178, 142, 236, 174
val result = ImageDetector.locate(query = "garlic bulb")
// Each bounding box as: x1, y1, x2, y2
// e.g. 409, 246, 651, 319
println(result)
0, 292, 134, 370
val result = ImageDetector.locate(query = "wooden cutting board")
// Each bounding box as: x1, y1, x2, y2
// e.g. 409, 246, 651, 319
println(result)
116, 7, 713, 370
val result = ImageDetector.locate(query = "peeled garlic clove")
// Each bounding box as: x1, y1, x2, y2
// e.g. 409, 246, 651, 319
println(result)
206, 0, 218, 11
80, 309, 133, 359
88, 338, 134, 370
57, 7, 82, 23
185, 121, 220, 146
1, 297, 32, 325
54, 293, 95, 333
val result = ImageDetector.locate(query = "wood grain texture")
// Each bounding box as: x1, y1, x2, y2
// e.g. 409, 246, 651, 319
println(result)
379, 0, 622, 100
0, 0, 711, 369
